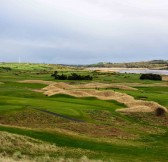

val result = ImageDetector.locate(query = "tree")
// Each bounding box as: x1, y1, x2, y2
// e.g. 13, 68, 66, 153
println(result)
51, 72, 93, 80
140, 74, 162, 81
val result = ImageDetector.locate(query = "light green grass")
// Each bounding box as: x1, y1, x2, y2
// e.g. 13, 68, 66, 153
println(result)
0, 63, 168, 161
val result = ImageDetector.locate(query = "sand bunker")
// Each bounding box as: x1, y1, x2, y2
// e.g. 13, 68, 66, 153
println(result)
75, 83, 137, 91
20, 80, 167, 113
43, 82, 167, 113
163, 76, 168, 81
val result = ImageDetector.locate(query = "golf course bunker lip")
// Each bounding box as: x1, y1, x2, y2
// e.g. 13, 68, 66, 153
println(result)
33, 108, 85, 122
75, 83, 138, 91
22, 80, 167, 114
42, 82, 168, 113
19, 80, 137, 91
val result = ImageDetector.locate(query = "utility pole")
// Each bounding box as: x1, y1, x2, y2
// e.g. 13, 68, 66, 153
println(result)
19, 56, 21, 64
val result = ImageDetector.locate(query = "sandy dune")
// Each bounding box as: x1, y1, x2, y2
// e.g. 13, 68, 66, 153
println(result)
26, 82, 167, 113
20, 80, 167, 113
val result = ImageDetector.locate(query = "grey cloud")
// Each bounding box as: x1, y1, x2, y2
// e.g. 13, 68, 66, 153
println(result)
0, 0, 168, 64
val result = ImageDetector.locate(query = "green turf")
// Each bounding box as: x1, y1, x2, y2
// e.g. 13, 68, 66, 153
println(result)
0, 125, 168, 161
0, 63, 168, 161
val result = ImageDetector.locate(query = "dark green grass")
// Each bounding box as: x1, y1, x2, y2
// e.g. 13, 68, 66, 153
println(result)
0, 94, 125, 121
0, 64, 168, 161
0, 79, 126, 120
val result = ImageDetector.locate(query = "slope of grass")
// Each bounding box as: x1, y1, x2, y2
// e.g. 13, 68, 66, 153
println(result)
0, 63, 168, 161
111, 86, 168, 108
0, 125, 168, 161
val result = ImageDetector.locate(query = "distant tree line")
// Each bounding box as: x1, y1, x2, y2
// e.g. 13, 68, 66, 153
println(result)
51, 71, 93, 80
140, 74, 162, 81
86, 60, 168, 69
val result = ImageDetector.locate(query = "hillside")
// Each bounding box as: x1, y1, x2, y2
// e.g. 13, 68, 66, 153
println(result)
87, 60, 168, 69
0, 63, 168, 161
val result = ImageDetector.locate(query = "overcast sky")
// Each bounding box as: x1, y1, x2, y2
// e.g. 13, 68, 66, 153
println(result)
0, 0, 168, 64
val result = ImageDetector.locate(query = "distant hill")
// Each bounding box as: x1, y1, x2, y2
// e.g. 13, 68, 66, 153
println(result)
86, 60, 168, 69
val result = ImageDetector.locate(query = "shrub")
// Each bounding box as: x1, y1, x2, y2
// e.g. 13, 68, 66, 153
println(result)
51, 72, 93, 80
140, 74, 162, 81
156, 107, 166, 116
0, 67, 12, 71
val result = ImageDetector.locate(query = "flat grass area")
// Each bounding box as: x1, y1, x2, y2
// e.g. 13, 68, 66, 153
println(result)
0, 63, 168, 161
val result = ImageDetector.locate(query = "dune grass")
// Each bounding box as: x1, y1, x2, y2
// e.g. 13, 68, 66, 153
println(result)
111, 86, 168, 108
0, 125, 168, 162
0, 63, 168, 161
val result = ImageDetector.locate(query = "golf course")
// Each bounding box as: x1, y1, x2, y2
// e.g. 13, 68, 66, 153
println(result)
0, 63, 168, 162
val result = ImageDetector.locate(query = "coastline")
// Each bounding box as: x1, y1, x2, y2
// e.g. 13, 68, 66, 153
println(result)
86, 67, 149, 72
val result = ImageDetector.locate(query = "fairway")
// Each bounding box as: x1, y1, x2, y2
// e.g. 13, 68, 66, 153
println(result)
0, 63, 168, 162
1, 0, 168, 161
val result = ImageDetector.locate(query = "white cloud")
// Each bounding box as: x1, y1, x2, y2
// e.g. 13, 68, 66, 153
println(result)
0, 0, 168, 63
1, 0, 168, 36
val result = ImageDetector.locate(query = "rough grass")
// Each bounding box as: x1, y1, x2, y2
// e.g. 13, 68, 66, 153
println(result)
0, 156, 106, 162
0, 125, 168, 162
0, 131, 95, 159
0, 63, 168, 161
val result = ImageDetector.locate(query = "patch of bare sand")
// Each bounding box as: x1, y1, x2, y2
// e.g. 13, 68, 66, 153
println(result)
45, 82, 73, 89
22, 80, 167, 113
76, 83, 137, 90
43, 83, 167, 113
163, 76, 168, 81
116, 106, 157, 113
20, 80, 137, 90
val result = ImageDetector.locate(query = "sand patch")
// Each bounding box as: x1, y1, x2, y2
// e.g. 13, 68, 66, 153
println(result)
20, 80, 167, 113
163, 76, 168, 81
116, 106, 157, 113
20, 80, 137, 90
41, 82, 167, 113
75, 83, 137, 91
